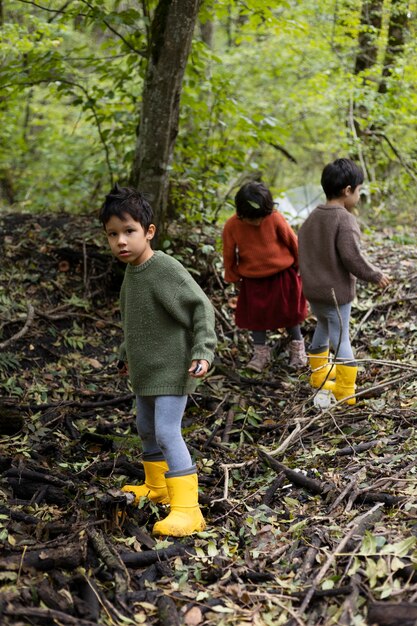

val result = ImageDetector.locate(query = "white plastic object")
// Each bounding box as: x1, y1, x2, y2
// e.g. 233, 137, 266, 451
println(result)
313, 389, 335, 409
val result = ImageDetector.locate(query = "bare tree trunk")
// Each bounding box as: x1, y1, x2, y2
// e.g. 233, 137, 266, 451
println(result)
351, 0, 412, 196
354, 0, 383, 75
378, 0, 409, 93
199, 18, 213, 48
350, 0, 384, 177
129, 0, 201, 234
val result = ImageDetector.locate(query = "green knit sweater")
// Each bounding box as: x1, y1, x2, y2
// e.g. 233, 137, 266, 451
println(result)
119, 251, 216, 396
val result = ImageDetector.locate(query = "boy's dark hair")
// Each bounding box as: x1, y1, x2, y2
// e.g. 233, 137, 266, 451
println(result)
321, 158, 364, 200
99, 184, 153, 231
235, 182, 274, 219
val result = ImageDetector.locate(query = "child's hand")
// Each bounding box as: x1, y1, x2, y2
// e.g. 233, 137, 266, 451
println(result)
117, 360, 129, 376
378, 274, 390, 289
227, 280, 241, 309
189, 360, 209, 378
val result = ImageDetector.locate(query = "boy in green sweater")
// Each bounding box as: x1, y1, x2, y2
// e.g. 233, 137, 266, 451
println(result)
99, 184, 216, 536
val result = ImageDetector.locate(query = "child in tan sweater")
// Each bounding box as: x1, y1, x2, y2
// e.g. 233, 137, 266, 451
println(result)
298, 158, 390, 404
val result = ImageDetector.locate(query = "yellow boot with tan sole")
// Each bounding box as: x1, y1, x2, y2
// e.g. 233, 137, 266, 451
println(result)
122, 459, 169, 505
152, 472, 206, 537
308, 350, 336, 389
333, 364, 358, 405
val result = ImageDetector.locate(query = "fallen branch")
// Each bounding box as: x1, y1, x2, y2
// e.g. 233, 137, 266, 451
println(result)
331, 427, 413, 457
260, 453, 401, 510
4, 467, 75, 489
259, 452, 333, 496
0, 541, 86, 572
23, 393, 135, 412
353, 295, 417, 339
222, 398, 239, 443
297, 533, 322, 581
367, 601, 417, 626
298, 503, 384, 616
0, 303, 34, 349
339, 574, 361, 626
87, 527, 130, 595
3, 607, 98, 626
120, 544, 192, 568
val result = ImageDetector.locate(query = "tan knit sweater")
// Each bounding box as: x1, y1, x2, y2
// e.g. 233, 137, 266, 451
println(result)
298, 204, 383, 305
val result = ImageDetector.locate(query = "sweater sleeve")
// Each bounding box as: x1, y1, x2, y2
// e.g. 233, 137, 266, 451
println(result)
275, 212, 299, 266
118, 278, 127, 361
336, 216, 383, 284
222, 220, 241, 283
168, 276, 217, 365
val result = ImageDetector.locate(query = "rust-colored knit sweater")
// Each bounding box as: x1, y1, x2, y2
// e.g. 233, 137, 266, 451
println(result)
222, 211, 299, 283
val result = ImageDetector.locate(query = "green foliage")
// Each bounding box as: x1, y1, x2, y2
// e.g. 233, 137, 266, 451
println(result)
0, 352, 20, 374
0, 1, 416, 222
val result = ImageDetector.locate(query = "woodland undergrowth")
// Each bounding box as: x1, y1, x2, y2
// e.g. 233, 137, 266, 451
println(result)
0, 212, 416, 626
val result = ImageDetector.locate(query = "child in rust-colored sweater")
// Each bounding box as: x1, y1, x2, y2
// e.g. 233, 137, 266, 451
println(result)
222, 181, 307, 372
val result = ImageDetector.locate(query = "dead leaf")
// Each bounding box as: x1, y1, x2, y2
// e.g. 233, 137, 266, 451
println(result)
87, 358, 102, 369
184, 606, 203, 625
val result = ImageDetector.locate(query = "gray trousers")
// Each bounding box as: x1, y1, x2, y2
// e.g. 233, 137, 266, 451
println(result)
135, 395, 194, 476
309, 301, 355, 363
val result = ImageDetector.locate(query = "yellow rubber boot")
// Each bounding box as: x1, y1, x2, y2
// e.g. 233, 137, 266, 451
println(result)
122, 460, 169, 505
308, 350, 336, 389
333, 364, 358, 405
152, 473, 206, 537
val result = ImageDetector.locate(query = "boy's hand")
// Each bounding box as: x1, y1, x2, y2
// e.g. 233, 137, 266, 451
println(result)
117, 360, 129, 376
189, 360, 209, 378
378, 274, 390, 289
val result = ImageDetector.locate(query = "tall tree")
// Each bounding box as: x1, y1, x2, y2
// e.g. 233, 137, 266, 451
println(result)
378, 0, 409, 93
129, 0, 202, 233
354, 0, 384, 75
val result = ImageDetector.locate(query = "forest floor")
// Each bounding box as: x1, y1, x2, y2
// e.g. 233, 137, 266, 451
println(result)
0, 212, 416, 626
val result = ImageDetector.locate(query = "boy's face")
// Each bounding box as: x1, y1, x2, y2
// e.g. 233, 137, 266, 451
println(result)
104, 214, 155, 266
344, 184, 361, 211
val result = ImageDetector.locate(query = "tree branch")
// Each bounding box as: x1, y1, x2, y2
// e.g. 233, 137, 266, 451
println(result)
0, 304, 34, 349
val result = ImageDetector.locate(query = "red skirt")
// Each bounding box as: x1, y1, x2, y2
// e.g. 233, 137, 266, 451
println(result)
235, 266, 307, 331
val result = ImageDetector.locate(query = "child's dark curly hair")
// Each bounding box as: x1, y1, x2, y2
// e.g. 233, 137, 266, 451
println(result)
99, 183, 153, 231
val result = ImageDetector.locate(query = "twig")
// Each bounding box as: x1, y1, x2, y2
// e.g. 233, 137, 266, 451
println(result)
3, 607, 98, 626
298, 533, 322, 581
82, 240, 89, 295
222, 399, 239, 443
86, 527, 130, 595
331, 287, 343, 361
219, 460, 256, 500
259, 452, 333, 496
327, 470, 364, 514
213, 303, 235, 331
348, 93, 369, 180
0, 303, 34, 349
353, 294, 417, 339
298, 503, 384, 616
264, 420, 301, 456
23, 393, 134, 411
